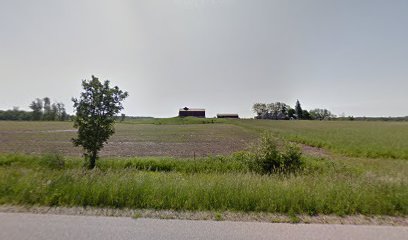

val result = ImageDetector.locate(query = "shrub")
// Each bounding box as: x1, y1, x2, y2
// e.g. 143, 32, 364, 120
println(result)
249, 132, 302, 174
282, 143, 302, 172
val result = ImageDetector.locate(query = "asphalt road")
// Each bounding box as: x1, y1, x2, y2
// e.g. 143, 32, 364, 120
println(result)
0, 213, 407, 240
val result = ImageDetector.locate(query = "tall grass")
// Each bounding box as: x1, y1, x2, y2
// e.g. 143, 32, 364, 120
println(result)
0, 154, 250, 174
0, 154, 407, 216
0, 168, 406, 215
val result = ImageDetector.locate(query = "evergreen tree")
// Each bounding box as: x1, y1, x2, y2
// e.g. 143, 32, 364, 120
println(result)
295, 100, 303, 119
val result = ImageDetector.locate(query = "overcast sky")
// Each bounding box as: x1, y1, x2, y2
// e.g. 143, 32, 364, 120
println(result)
1, 0, 407, 118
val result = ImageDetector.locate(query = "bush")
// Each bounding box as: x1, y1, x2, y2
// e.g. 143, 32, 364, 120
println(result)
282, 143, 302, 172
249, 133, 302, 174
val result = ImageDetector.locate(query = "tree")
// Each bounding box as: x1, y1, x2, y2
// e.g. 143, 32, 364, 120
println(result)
253, 102, 291, 120
302, 110, 311, 120
72, 75, 128, 169
267, 102, 290, 120
50, 103, 58, 121
0, 107, 32, 120
55, 102, 67, 121
29, 98, 43, 120
295, 100, 303, 119
43, 97, 52, 120
309, 108, 334, 120
288, 108, 296, 119
252, 103, 268, 119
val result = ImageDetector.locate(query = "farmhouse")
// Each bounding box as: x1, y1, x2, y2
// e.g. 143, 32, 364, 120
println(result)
217, 113, 239, 119
179, 107, 206, 118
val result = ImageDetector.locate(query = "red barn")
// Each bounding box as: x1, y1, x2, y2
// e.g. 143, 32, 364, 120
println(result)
178, 107, 206, 118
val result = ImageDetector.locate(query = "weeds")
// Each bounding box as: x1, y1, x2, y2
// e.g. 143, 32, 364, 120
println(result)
214, 212, 223, 221
132, 213, 143, 219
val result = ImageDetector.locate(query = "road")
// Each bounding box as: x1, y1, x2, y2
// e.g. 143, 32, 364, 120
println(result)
0, 212, 407, 240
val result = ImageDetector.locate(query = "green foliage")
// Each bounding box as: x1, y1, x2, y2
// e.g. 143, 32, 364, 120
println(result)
249, 133, 302, 174
302, 110, 311, 120
309, 108, 335, 120
288, 108, 296, 119
0, 98, 67, 121
295, 100, 303, 119
282, 144, 302, 172
214, 212, 223, 221
29, 98, 43, 120
253, 102, 291, 120
41, 97, 67, 121
72, 76, 128, 169
252, 100, 335, 121
0, 108, 32, 121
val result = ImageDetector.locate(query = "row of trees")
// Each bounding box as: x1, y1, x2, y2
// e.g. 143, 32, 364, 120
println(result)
0, 107, 33, 121
0, 98, 68, 121
252, 100, 335, 120
29, 97, 68, 121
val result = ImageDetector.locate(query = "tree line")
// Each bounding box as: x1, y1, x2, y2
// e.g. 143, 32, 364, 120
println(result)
252, 100, 336, 120
0, 97, 68, 121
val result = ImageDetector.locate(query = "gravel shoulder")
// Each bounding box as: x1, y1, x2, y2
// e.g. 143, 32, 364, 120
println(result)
0, 205, 406, 226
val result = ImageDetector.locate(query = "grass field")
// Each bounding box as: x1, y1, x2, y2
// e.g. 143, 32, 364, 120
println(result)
234, 120, 408, 160
0, 119, 407, 217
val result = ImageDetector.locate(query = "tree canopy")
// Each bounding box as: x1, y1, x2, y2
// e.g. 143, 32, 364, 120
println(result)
72, 75, 128, 169
252, 100, 334, 120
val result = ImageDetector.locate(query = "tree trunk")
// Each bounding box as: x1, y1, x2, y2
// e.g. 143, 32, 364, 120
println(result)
88, 151, 97, 169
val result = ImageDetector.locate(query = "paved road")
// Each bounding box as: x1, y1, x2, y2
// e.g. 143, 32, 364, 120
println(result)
0, 213, 407, 240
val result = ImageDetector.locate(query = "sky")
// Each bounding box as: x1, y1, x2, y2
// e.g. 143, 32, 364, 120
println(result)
1, 0, 408, 118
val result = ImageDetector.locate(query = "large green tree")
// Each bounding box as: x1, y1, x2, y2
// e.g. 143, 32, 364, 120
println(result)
72, 76, 128, 169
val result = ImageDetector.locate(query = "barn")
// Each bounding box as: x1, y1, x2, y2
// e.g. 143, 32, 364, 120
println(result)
217, 113, 239, 119
179, 107, 206, 118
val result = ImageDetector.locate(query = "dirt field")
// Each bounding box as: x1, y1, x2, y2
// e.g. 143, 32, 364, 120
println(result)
0, 121, 256, 157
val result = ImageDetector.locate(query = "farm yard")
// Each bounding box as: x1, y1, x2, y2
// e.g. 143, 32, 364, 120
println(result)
0, 119, 407, 221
